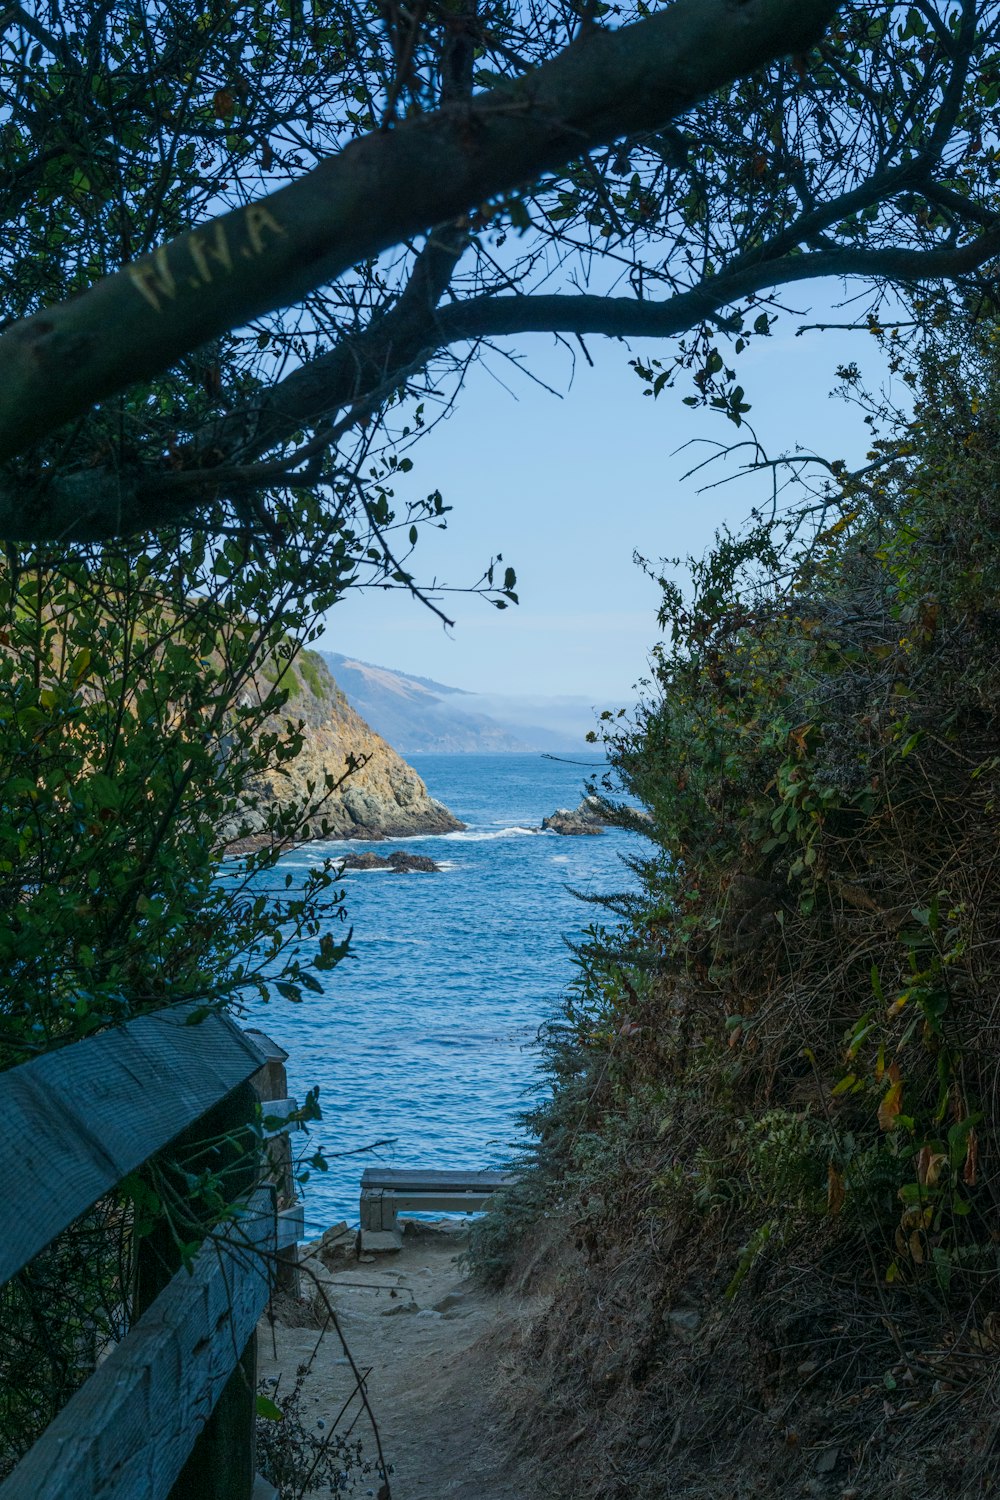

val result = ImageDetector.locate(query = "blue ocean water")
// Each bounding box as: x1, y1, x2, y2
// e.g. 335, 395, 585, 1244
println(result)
245, 753, 639, 1232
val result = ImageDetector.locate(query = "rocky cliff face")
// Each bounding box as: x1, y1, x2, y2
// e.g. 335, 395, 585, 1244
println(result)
240, 651, 464, 843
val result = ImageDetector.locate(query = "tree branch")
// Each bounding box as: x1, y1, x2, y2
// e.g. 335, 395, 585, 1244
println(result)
431, 230, 1000, 345
4, 216, 999, 544
0, 0, 840, 464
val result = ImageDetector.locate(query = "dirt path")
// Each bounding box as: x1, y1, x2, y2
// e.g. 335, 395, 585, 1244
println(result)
257, 1223, 544, 1499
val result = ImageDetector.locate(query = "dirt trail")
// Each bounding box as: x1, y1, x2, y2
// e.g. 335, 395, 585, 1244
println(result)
258, 1223, 544, 1500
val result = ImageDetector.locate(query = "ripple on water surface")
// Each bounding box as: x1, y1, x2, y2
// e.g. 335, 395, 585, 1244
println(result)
246, 752, 640, 1227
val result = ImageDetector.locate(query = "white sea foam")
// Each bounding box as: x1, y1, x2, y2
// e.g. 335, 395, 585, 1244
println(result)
440, 824, 543, 842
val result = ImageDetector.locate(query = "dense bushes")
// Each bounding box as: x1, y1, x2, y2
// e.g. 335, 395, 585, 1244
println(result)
473, 328, 1000, 1497
0, 534, 343, 1473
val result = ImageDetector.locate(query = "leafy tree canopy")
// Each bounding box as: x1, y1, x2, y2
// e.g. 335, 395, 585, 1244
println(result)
0, 0, 996, 559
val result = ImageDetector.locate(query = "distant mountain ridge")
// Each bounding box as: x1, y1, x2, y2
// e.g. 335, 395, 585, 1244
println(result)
320, 652, 585, 754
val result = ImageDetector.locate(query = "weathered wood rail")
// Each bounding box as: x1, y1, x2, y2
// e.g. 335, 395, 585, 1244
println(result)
0, 1004, 304, 1500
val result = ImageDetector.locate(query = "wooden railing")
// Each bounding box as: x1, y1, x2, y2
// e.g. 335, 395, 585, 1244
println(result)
0, 1004, 303, 1500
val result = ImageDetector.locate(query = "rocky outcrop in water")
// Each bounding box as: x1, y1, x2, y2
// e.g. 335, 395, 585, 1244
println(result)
340, 850, 442, 873
232, 651, 464, 847
541, 795, 653, 836
542, 796, 606, 835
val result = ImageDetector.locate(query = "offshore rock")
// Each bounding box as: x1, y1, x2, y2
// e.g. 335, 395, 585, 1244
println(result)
339, 850, 391, 870
228, 650, 464, 849
340, 850, 442, 873
542, 794, 653, 836
542, 796, 606, 836
387, 851, 440, 872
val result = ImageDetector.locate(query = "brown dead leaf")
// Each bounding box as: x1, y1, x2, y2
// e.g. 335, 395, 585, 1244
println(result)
916, 1146, 947, 1187
919, 599, 940, 639
213, 88, 235, 120
788, 722, 812, 757
878, 1078, 904, 1131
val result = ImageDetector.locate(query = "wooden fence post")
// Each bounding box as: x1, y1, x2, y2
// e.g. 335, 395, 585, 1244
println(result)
135, 1078, 263, 1500
246, 1031, 301, 1300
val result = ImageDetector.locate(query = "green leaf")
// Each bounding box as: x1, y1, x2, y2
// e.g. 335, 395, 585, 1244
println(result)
256, 1395, 284, 1421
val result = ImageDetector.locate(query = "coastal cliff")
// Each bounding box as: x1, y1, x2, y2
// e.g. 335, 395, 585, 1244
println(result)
239, 649, 463, 843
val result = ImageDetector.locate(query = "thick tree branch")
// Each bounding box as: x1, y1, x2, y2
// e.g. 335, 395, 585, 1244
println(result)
203, 202, 1000, 478
0, 0, 840, 464
199, 222, 469, 464
4, 213, 999, 544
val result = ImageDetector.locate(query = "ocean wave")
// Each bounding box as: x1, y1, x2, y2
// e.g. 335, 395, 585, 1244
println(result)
280, 825, 551, 857
440, 825, 544, 842
302, 831, 462, 851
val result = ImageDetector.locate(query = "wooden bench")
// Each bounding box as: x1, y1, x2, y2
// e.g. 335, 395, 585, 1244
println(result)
359, 1167, 514, 1250
0, 1004, 306, 1500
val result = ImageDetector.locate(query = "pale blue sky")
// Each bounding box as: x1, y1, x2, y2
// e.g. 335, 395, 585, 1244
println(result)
318, 284, 897, 707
